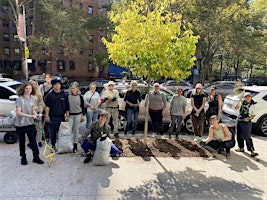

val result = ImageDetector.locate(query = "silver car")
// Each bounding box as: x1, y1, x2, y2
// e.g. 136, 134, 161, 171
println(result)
0, 81, 21, 115
102, 83, 197, 133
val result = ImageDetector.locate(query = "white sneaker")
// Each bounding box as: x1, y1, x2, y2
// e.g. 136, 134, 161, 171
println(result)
193, 137, 198, 142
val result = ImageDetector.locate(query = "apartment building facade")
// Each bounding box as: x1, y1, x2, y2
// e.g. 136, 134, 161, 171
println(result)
0, 0, 110, 81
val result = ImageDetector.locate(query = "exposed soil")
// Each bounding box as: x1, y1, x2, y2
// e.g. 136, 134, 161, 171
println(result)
112, 138, 213, 158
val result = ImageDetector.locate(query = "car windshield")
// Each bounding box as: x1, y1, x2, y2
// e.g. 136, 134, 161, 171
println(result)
9, 83, 22, 91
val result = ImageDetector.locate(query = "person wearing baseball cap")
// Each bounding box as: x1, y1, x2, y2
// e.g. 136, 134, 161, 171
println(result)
44, 78, 69, 151
102, 80, 120, 138
148, 82, 167, 135
191, 83, 207, 142
77, 109, 119, 163
234, 91, 258, 157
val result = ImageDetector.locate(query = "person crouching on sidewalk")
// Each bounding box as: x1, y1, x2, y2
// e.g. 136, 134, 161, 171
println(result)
203, 115, 234, 159
76, 110, 119, 163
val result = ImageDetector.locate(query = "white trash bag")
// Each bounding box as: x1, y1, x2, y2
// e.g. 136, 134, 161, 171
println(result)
92, 135, 112, 166
57, 122, 73, 154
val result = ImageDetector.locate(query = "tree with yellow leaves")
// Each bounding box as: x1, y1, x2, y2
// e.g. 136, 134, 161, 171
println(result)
102, 0, 199, 141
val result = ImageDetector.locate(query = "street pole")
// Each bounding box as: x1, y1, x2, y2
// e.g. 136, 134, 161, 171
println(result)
23, 5, 28, 80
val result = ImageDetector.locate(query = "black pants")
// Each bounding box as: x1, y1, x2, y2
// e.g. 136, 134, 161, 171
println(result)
149, 111, 163, 134
237, 121, 255, 152
17, 124, 39, 159
206, 139, 234, 153
167, 115, 183, 136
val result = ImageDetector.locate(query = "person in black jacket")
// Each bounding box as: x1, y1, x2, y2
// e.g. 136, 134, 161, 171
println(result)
124, 80, 141, 135
234, 92, 258, 157
44, 79, 69, 150
206, 86, 222, 123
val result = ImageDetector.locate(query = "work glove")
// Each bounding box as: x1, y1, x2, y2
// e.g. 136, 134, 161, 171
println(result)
104, 97, 109, 102
73, 142, 78, 153
217, 139, 222, 143
112, 97, 117, 102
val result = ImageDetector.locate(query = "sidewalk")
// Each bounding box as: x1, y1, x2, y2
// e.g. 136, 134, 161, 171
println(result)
0, 133, 266, 200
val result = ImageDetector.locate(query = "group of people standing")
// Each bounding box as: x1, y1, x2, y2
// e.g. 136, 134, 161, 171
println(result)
191, 83, 258, 158
15, 76, 258, 165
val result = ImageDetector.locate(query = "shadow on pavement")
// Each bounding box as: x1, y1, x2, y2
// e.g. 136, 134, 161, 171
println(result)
117, 167, 263, 200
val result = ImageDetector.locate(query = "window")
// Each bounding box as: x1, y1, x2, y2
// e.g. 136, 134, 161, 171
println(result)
58, 46, 64, 54
13, 60, 22, 70
88, 6, 93, 14
0, 87, 15, 100
13, 34, 19, 42
3, 19, 9, 28
4, 60, 12, 68
0, 60, 3, 69
88, 62, 94, 72
69, 60, 75, 70
14, 48, 20, 56
80, 3, 83, 9
88, 49, 93, 56
69, 0, 72, 7
80, 48, 83, 55
3, 33, 9, 41
57, 60, 65, 71
89, 35, 93, 43
28, 60, 36, 71
4, 48, 10, 55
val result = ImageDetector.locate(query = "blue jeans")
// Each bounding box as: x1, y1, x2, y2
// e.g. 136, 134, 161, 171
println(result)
49, 115, 65, 147
69, 114, 82, 142
86, 109, 98, 128
81, 139, 119, 155
17, 124, 39, 159
125, 107, 139, 134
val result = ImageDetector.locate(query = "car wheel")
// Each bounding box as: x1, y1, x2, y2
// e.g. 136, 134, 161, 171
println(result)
118, 111, 127, 131
183, 89, 189, 97
184, 115, 194, 134
80, 88, 87, 95
4, 132, 18, 144
259, 117, 267, 136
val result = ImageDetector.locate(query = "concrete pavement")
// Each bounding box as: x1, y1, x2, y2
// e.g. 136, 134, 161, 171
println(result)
0, 133, 266, 200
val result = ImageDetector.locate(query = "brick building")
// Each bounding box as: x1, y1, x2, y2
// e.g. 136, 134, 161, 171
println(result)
0, 0, 110, 81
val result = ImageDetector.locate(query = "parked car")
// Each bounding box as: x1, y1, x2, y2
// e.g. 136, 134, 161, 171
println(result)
0, 73, 13, 82
79, 79, 109, 95
161, 80, 193, 96
222, 86, 267, 136
101, 83, 208, 133
0, 81, 22, 115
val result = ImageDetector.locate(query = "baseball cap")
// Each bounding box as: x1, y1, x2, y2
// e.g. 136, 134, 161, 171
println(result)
70, 81, 79, 88
108, 81, 115, 86
130, 80, 137, 86
244, 92, 252, 97
210, 86, 216, 90
153, 82, 160, 87
99, 110, 108, 117
51, 79, 61, 85
195, 83, 202, 89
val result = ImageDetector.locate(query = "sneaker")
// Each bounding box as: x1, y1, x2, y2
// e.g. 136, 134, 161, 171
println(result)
38, 142, 43, 148
169, 135, 171, 139
27, 143, 32, 149
132, 131, 135, 135
111, 154, 119, 160
33, 157, 44, 164
217, 146, 224, 154
193, 137, 199, 142
114, 133, 119, 138
51, 146, 56, 153
21, 158, 28, 165
83, 153, 92, 163
124, 131, 127, 135
226, 153, 231, 159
